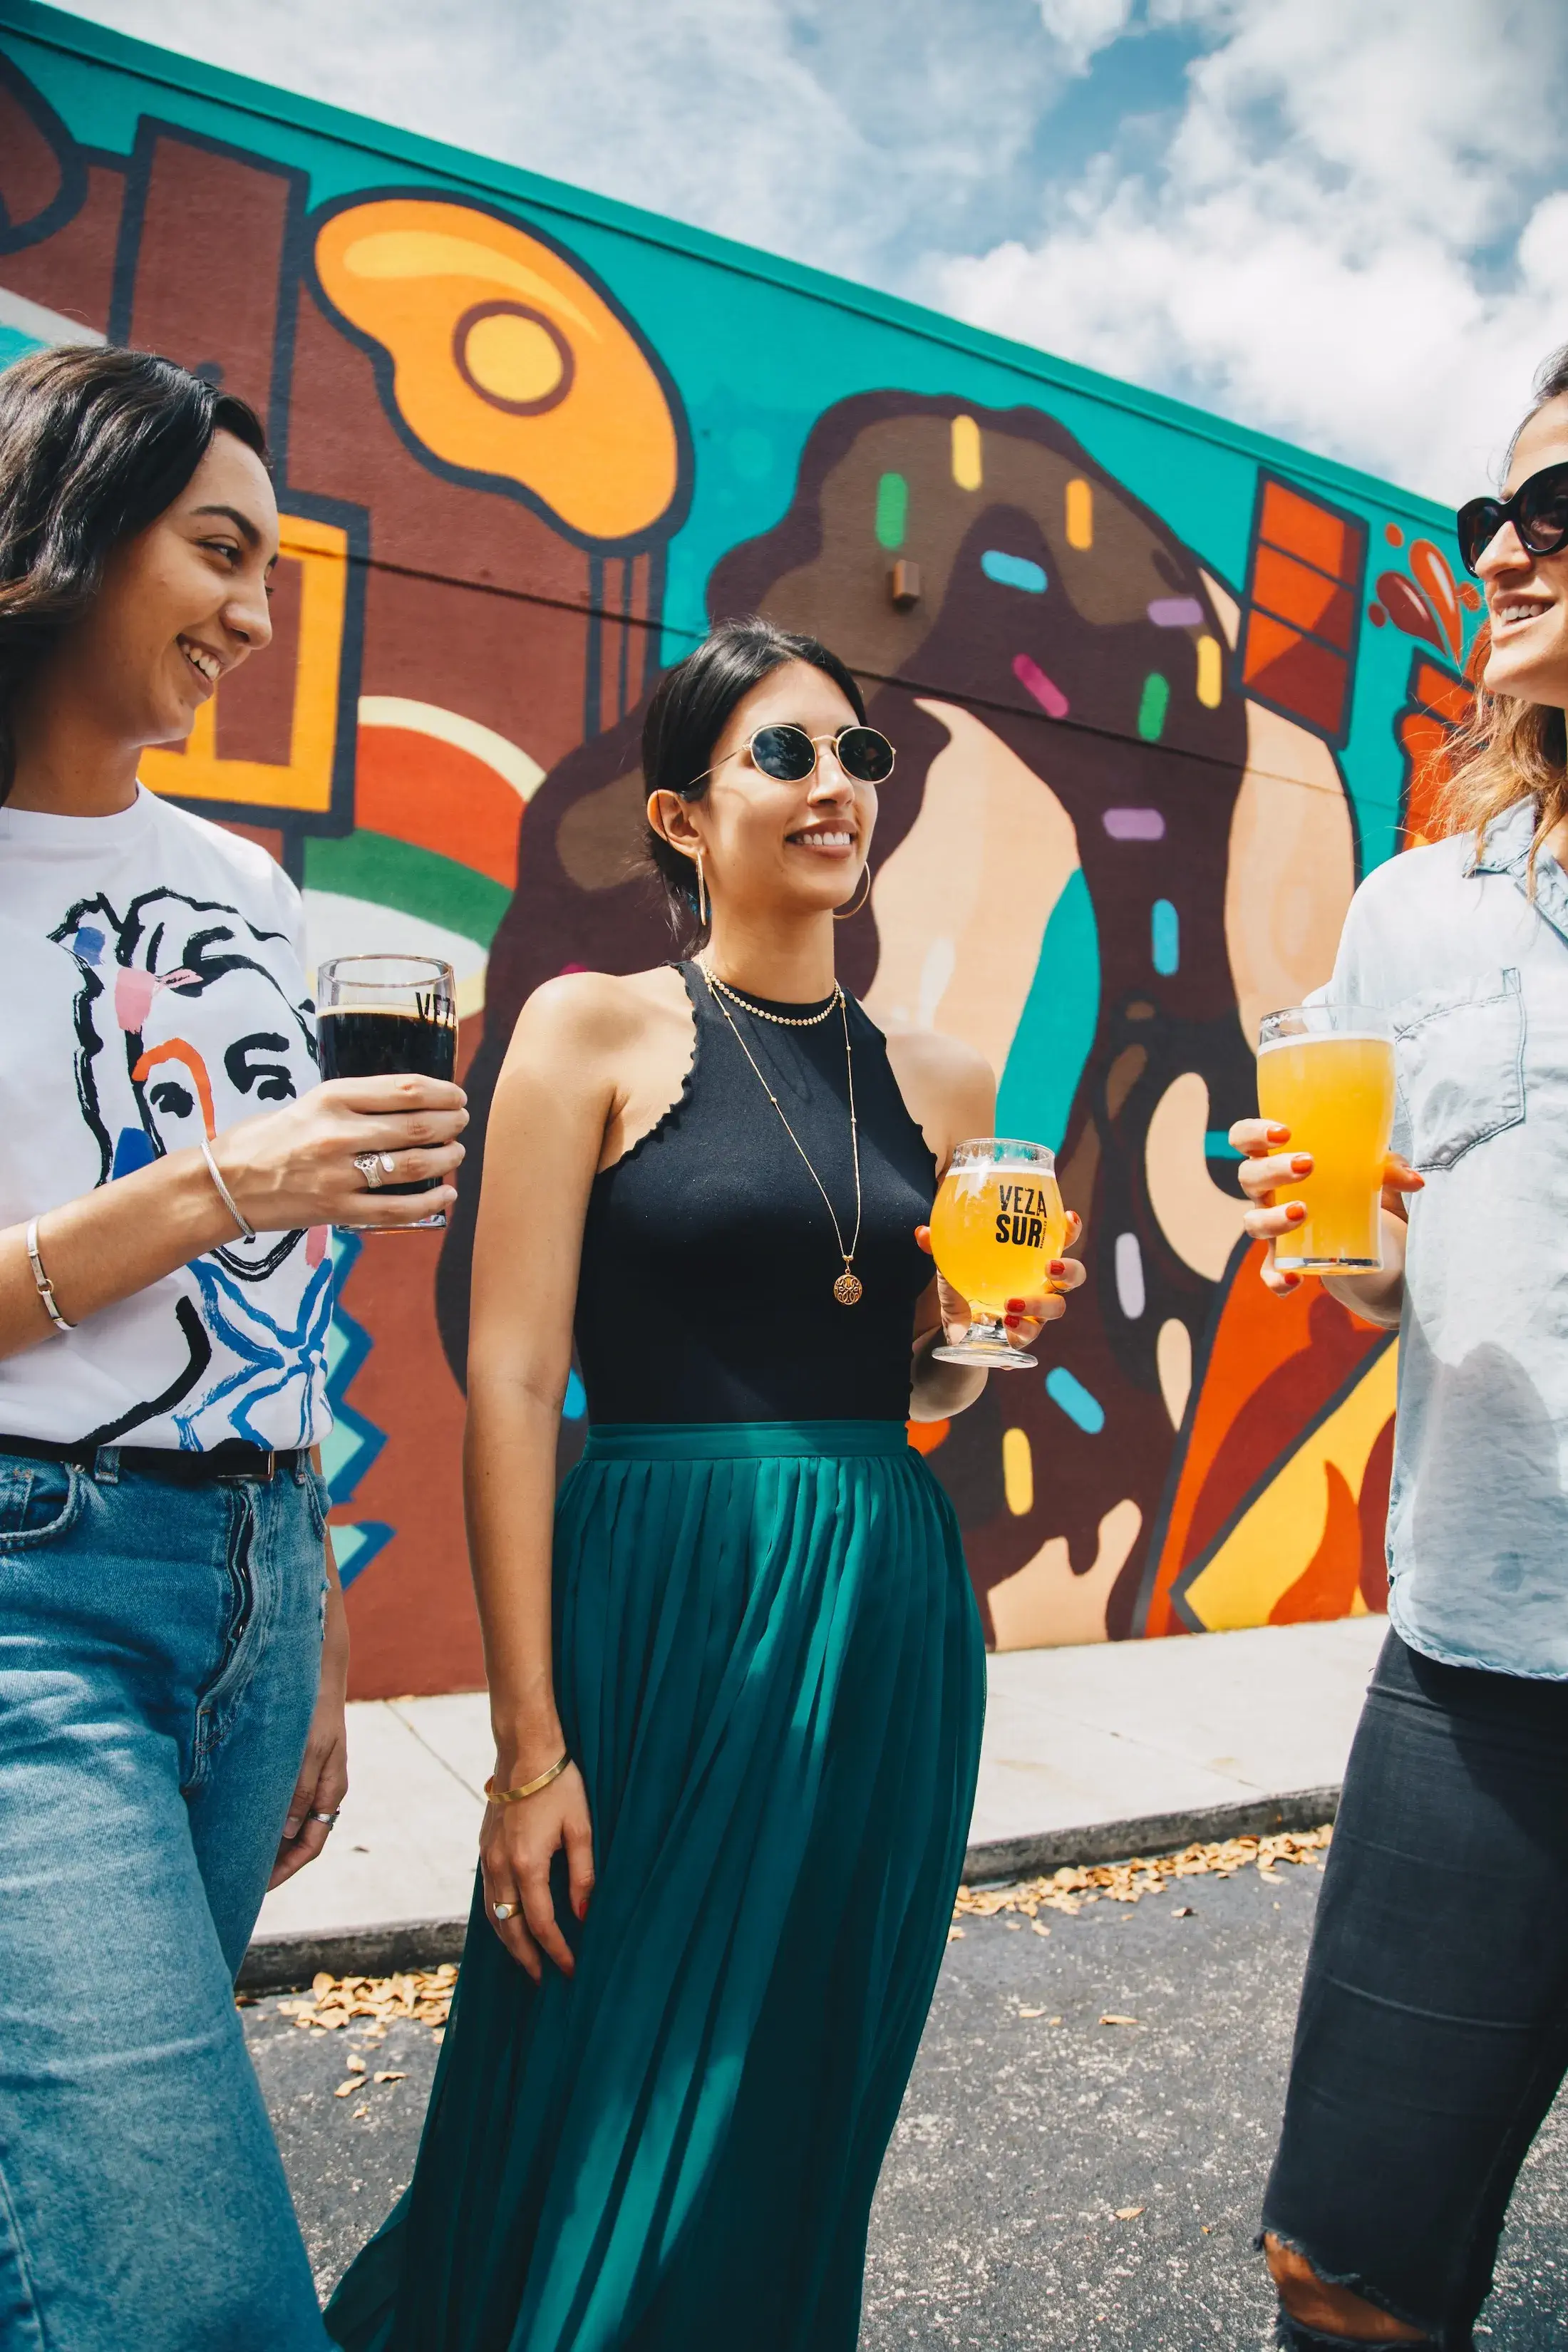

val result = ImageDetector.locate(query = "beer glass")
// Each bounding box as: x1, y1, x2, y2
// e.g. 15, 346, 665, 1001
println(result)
929, 1138, 1067, 1369
1256, 1004, 1396, 1272
316, 954, 458, 1231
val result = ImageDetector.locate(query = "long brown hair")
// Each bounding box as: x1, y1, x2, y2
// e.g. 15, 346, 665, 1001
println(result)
1437, 344, 1568, 862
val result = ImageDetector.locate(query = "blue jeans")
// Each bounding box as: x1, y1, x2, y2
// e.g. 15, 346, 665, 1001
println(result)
1263, 1629, 1568, 2350
0, 1448, 333, 2351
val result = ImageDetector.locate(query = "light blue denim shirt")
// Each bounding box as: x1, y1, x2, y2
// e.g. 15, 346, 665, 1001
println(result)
1326, 798, 1568, 1678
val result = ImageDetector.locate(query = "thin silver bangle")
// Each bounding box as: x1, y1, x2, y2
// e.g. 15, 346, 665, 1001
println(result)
25, 1217, 76, 1334
200, 1138, 256, 1241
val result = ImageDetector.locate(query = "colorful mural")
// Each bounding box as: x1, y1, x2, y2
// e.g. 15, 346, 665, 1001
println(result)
0, 4, 1484, 1695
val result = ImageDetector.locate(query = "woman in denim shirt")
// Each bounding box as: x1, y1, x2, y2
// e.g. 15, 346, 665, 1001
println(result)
1232, 350, 1568, 2351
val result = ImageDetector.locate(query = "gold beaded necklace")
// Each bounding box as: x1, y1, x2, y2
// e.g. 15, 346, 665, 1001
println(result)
699, 962, 865, 1305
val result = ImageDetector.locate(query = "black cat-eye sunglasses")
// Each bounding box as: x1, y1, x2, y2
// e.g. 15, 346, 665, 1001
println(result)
1455, 458, 1568, 577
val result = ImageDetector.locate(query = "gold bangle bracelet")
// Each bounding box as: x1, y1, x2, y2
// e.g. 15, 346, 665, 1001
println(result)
485, 1754, 570, 1805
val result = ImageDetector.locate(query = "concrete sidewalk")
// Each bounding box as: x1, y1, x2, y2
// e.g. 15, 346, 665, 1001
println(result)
245, 1614, 1387, 1988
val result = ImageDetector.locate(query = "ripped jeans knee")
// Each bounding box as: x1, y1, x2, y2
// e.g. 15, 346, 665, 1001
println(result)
1263, 2232, 1439, 2350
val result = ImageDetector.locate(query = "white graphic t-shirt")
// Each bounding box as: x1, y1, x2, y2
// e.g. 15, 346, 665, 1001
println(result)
0, 786, 331, 1450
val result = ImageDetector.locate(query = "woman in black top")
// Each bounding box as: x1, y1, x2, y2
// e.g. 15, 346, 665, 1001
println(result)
328, 617, 1083, 2352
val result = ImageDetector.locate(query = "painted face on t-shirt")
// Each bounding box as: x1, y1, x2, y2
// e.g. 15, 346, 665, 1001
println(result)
61, 886, 319, 1280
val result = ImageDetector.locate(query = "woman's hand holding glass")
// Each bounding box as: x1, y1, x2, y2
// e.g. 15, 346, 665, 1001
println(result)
207, 1075, 467, 1235
915, 1209, 1085, 1344
1228, 1118, 1423, 1297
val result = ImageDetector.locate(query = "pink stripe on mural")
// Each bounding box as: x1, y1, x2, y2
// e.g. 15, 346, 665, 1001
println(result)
1012, 652, 1069, 718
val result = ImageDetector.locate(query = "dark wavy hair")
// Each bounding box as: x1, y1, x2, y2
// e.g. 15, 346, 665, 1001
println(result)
641, 614, 865, 946
0, 345, 268, 802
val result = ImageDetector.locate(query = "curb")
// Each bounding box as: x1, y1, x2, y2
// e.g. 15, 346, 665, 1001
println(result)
959, 1784, 1340, 1889
237, 1785, 1341, 1995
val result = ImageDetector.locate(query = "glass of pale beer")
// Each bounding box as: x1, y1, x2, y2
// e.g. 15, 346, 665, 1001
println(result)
929, 1138, 1067, 1369
1256, 1005, 1396, 1272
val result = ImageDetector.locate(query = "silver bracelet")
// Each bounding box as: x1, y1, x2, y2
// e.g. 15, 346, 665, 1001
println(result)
25, 1217, 76, 1334
200, 1138, 256, 1241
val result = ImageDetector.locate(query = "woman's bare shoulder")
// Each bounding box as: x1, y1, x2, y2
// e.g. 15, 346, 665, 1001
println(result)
882, 1025, 994, 1102
510, 964, 688, 1057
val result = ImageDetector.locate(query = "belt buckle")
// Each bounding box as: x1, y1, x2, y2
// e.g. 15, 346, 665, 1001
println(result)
262, 1449, 277, 1480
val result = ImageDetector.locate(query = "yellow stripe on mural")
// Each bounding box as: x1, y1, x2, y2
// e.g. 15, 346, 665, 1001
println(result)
1181, 1344, 1397, 1631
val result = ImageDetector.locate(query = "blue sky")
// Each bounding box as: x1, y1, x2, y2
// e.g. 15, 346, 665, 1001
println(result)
61, 0, 1568, 503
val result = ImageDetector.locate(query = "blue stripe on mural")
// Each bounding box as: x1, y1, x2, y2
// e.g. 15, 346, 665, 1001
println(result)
1045, 1367, 1105, 1434
996, 868, 1100, 1153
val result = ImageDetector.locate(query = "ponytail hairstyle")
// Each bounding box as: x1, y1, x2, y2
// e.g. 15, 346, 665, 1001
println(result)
1437, 342, 1568, 869
0, 345, 267, 803
641, 614, 865, 948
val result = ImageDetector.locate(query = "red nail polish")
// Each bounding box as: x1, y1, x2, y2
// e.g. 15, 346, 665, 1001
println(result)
1048, 1261, 1066, 1276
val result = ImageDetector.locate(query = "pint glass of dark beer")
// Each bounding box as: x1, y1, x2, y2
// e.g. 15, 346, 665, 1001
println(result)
316, 954, 458, 1230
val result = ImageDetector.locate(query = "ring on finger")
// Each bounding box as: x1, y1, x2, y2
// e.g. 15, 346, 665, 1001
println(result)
307, 1809, 340, 1828
492, 1899, 519, 1922
352, 1150, 399, 1192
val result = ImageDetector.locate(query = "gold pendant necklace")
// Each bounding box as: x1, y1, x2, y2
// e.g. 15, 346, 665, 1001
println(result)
699, 964, 865, 1305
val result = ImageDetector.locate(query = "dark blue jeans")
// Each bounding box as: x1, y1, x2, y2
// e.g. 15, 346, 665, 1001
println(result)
1263, 1629, 1568, 2349
0, 1448, 333, 2351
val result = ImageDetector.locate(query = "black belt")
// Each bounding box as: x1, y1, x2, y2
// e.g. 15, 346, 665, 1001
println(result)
0, 1434, 305, 1484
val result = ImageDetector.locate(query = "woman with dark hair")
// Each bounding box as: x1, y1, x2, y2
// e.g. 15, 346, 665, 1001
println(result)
0, 344, 466, 2350
1232, 347, 1568, 2348
328, 616, 1084, 2351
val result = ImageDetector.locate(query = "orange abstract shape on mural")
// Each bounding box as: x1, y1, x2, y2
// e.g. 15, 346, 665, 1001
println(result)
1239, 475, 1366, 743
355, 724, 526, 890
313, 198, 681, 545
1408, 540, 1463, 658
1375, 570, 1443, 649
141, 514, 350, 817
1396, 654, 1473, 847
1179, 1342, 1396, 1631
1139, 1238, 1391, 1636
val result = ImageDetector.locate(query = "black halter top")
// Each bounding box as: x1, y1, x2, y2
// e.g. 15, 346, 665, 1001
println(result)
574, 963, 938, 1425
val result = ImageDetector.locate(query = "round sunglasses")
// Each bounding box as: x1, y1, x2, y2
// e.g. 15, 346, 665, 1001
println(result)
1455, 458, 1568, 577
688, 722, 896, 793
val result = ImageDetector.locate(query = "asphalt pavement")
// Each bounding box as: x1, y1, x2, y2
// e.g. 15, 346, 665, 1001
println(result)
248, 1855, 1568, 2348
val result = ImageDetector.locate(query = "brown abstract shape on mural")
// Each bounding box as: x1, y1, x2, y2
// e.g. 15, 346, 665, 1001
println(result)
336, 1229, 486, 1701
1240, 475, 1367, 745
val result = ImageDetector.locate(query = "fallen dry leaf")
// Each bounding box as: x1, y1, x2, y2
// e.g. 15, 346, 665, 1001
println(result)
279, 1964, 458, 2036
373, 2070, 407, 2085
947, 1925, 965, 1942
333, 2080, 358, 2098
954, 1826, 1331, 1924
346, 2053, 366, 2073
1172, 1905, 1195, 1917
1018, 2006, 1047, 2018
1099, 2013, 1139, 2027
1115, 2206, 1145, 2220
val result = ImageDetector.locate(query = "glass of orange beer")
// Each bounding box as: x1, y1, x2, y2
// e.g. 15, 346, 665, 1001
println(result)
1256, 1005, 1396, 1272
929, 1138, 1067, 1368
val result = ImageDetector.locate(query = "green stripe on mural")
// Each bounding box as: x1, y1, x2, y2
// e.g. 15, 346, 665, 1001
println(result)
304, 831, 511, 947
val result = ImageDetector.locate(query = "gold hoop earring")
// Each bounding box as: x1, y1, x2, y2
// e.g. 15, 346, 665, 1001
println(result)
832, 860, 872, 921
695, 848, 709, 928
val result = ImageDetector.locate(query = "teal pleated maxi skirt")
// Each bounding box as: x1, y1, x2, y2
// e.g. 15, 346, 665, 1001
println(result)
324, 1420, 984, 2352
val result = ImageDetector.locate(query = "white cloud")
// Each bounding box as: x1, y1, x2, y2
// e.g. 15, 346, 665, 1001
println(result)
1035, 0, 1138, 75
932, 0, 1568, 502
58, 0, 1075, 289
50, 0, 1568, 500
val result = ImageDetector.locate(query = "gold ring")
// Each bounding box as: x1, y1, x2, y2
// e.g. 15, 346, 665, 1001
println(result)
492, 1899, 517, 1922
